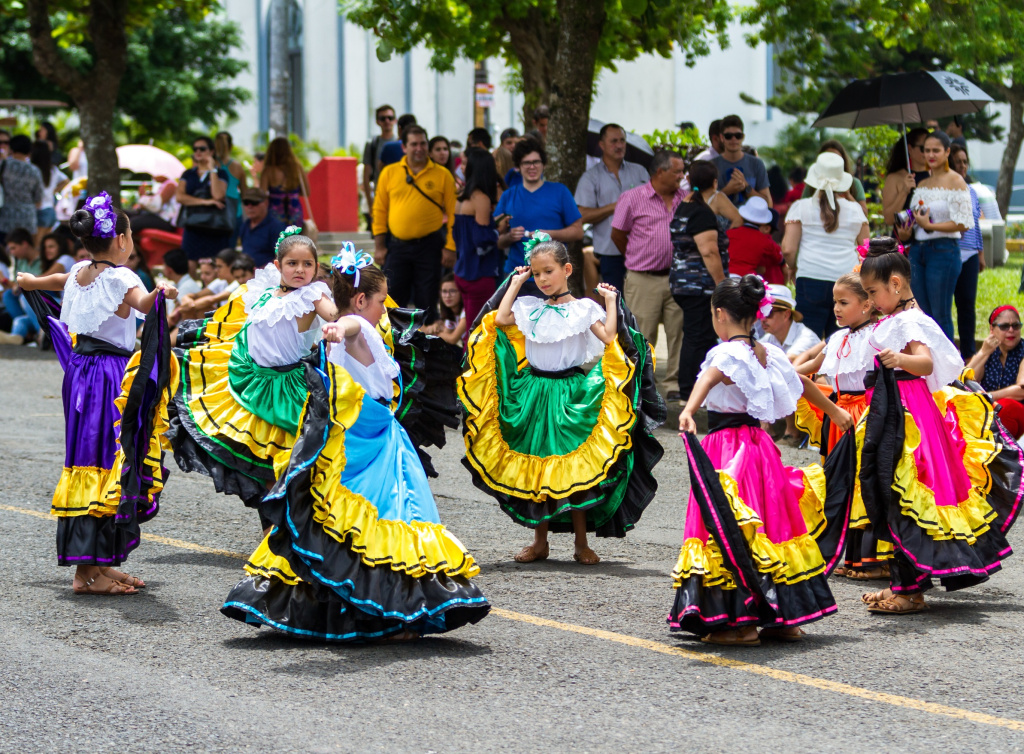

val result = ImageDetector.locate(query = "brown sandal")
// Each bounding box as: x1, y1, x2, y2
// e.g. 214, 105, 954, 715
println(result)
73, 576, 138, 596
573, 547, 600, 565
867, 594, 928, 614
846, 567, 890, 581
514, 543, 549, 563
701, 629, 760, 647
861, 588, 892, 605
760, 626, 805, 642
101, 567, 146, 589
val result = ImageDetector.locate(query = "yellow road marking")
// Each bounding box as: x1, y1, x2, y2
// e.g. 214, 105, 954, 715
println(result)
4, 502, 1023, 731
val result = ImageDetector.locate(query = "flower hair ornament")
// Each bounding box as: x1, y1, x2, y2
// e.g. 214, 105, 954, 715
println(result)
330, 241, 374, 287
756, 275, 774, 320
274, 225, 305, 256
522, 231, 553, 262
84, 191, 117, 238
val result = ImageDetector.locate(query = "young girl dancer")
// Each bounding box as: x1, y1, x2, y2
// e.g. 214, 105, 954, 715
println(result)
793, 270, 886, 579
169, 227, 335, 514
857, 237, 1023, 614
459, 234, 665, 565
17, 192, 178, 595
671, 275, 854, 646
222, 252, 489, 640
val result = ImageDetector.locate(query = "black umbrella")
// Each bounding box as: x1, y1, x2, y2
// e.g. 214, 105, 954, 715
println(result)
586, 118, 655, 169
812, 71, 993, 169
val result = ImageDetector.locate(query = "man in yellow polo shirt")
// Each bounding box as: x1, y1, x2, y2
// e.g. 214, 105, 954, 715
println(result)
372, 124, 456, 322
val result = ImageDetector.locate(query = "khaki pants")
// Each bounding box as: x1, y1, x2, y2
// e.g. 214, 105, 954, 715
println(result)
624, 270, 683, 396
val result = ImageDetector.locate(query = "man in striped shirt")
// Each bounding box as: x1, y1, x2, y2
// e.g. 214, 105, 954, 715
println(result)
611, 151, 688, 400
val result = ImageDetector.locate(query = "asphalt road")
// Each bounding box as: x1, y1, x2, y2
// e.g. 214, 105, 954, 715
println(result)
3, 344, 1024, 753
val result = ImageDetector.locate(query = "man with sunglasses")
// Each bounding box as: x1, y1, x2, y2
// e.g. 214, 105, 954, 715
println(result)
712, 114, 771, 208
361, 104, 396, 228
238, 187, 287, 267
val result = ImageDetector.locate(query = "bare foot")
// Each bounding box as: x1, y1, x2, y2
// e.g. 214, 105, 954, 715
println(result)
73, 572, 138, 595
101, 567, 146, 589
514, 542, 550, 563
573, 546, 600, 565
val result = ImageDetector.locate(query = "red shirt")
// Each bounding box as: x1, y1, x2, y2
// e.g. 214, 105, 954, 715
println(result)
726, 225, 785, 284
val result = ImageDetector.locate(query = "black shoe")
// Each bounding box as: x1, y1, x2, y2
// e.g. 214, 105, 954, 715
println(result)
666, 390, 681, 402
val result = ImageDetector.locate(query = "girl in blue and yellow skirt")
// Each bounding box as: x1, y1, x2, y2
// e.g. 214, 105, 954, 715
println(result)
18, 193, 178, 595
459, 234, 665, 565
222, 251, 489, 640
168, 227, 336, 515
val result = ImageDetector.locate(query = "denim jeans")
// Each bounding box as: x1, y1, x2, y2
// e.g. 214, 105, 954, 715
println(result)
909, 238, 961, 342
795, 277, 839, 340
596, 254, 626, 292
2, 288, 40, 339
954, 252, 980, 360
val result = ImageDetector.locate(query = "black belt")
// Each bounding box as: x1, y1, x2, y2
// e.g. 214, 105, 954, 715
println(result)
388, 226, 446, 246
836, 389, 866, 397
530, 365, 585, 379
632, 268, 670, 276
706, 411, 759, 434
72, 334, 133, 359
864, 370, 920, 389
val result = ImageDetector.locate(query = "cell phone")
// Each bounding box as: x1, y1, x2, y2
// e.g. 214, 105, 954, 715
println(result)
495, 213, 511, 225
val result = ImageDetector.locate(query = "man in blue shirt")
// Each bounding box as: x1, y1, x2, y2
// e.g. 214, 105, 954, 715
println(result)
495, 139, 582, 273
238, 187, 287, 267
712, 114, 772, 208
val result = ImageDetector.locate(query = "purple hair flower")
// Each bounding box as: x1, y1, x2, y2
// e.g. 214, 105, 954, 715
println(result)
84, 191, 117, 238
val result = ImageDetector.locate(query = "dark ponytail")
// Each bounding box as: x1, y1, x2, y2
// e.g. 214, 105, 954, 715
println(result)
331, 265, 387, 311
69, 207, 129, 255
711, 274, 765, 323
859, 236, 910, 284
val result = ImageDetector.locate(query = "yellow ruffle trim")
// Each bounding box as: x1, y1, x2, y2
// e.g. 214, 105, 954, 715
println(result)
794, 396, 823, 449
458, 310, 636, 501
246, 359, 480, 581
672, 469, 827, 589
52, 349, 179, 517
855, 386, 1000, 548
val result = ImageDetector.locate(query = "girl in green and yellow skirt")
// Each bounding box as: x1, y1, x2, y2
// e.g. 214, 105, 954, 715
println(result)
459, 234, 665, 564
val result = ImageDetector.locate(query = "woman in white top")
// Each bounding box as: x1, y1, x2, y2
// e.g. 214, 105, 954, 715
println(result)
782, 151, 870, 339
222, 257, 490, 641
459, 233, 665, 565
907, 130, 974, 342
16, 192, 178, 595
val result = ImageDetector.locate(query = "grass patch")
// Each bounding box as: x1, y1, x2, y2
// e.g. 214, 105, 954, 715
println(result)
965, 254, 1024, 343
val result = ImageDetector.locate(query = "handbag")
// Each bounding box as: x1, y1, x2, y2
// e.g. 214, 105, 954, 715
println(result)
180, 170, 235, 233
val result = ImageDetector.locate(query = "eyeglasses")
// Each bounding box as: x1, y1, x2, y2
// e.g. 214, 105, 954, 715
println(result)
241, 199, 263, 206
519, 159, 543, 168
193, 146, 210, 152
378, 115, 395, 122
722, 131, 744, 140
0, 140, 9, 146
995, 322, 1022, 331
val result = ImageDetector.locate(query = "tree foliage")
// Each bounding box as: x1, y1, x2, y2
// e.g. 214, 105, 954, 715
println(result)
0, 10, 249, 143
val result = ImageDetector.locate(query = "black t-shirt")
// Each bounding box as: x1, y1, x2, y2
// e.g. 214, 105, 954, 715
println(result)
670, 200, 729, 297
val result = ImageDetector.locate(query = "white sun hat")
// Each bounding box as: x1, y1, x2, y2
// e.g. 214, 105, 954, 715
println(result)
804, 152, 854, 210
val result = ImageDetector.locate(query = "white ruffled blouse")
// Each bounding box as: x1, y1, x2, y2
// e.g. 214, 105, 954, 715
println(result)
327, 316, 400, 401
820, 324, 876, 393
511, 296, 606, 372
868, 307, 964, 392
242, 268, 333, 368
701, 341, 804, 422
910, 187, 974, 241
60, 260, 144, 352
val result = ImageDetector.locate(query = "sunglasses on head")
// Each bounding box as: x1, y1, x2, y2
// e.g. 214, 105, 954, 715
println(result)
722, 131, 744, 140
242, 199, 263, 206
995, 321, 1022, 332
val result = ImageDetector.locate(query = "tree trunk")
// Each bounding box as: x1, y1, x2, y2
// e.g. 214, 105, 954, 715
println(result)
500, 9, 558, 131
268, 0, 290, 136
25, 0, 126, 203
996, 93, 1024, 220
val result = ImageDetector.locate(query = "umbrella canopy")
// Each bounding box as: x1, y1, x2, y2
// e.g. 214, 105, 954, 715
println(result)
813, 71, 993, 129
586, 118, 655, 168
116, 144, 186, 180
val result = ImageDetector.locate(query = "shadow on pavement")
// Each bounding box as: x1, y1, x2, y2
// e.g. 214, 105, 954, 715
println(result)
483, 558, 664, 578
144, 551, 245, 571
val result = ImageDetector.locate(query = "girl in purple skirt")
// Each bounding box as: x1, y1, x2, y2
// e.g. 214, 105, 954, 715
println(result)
18, 192, 179, 596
